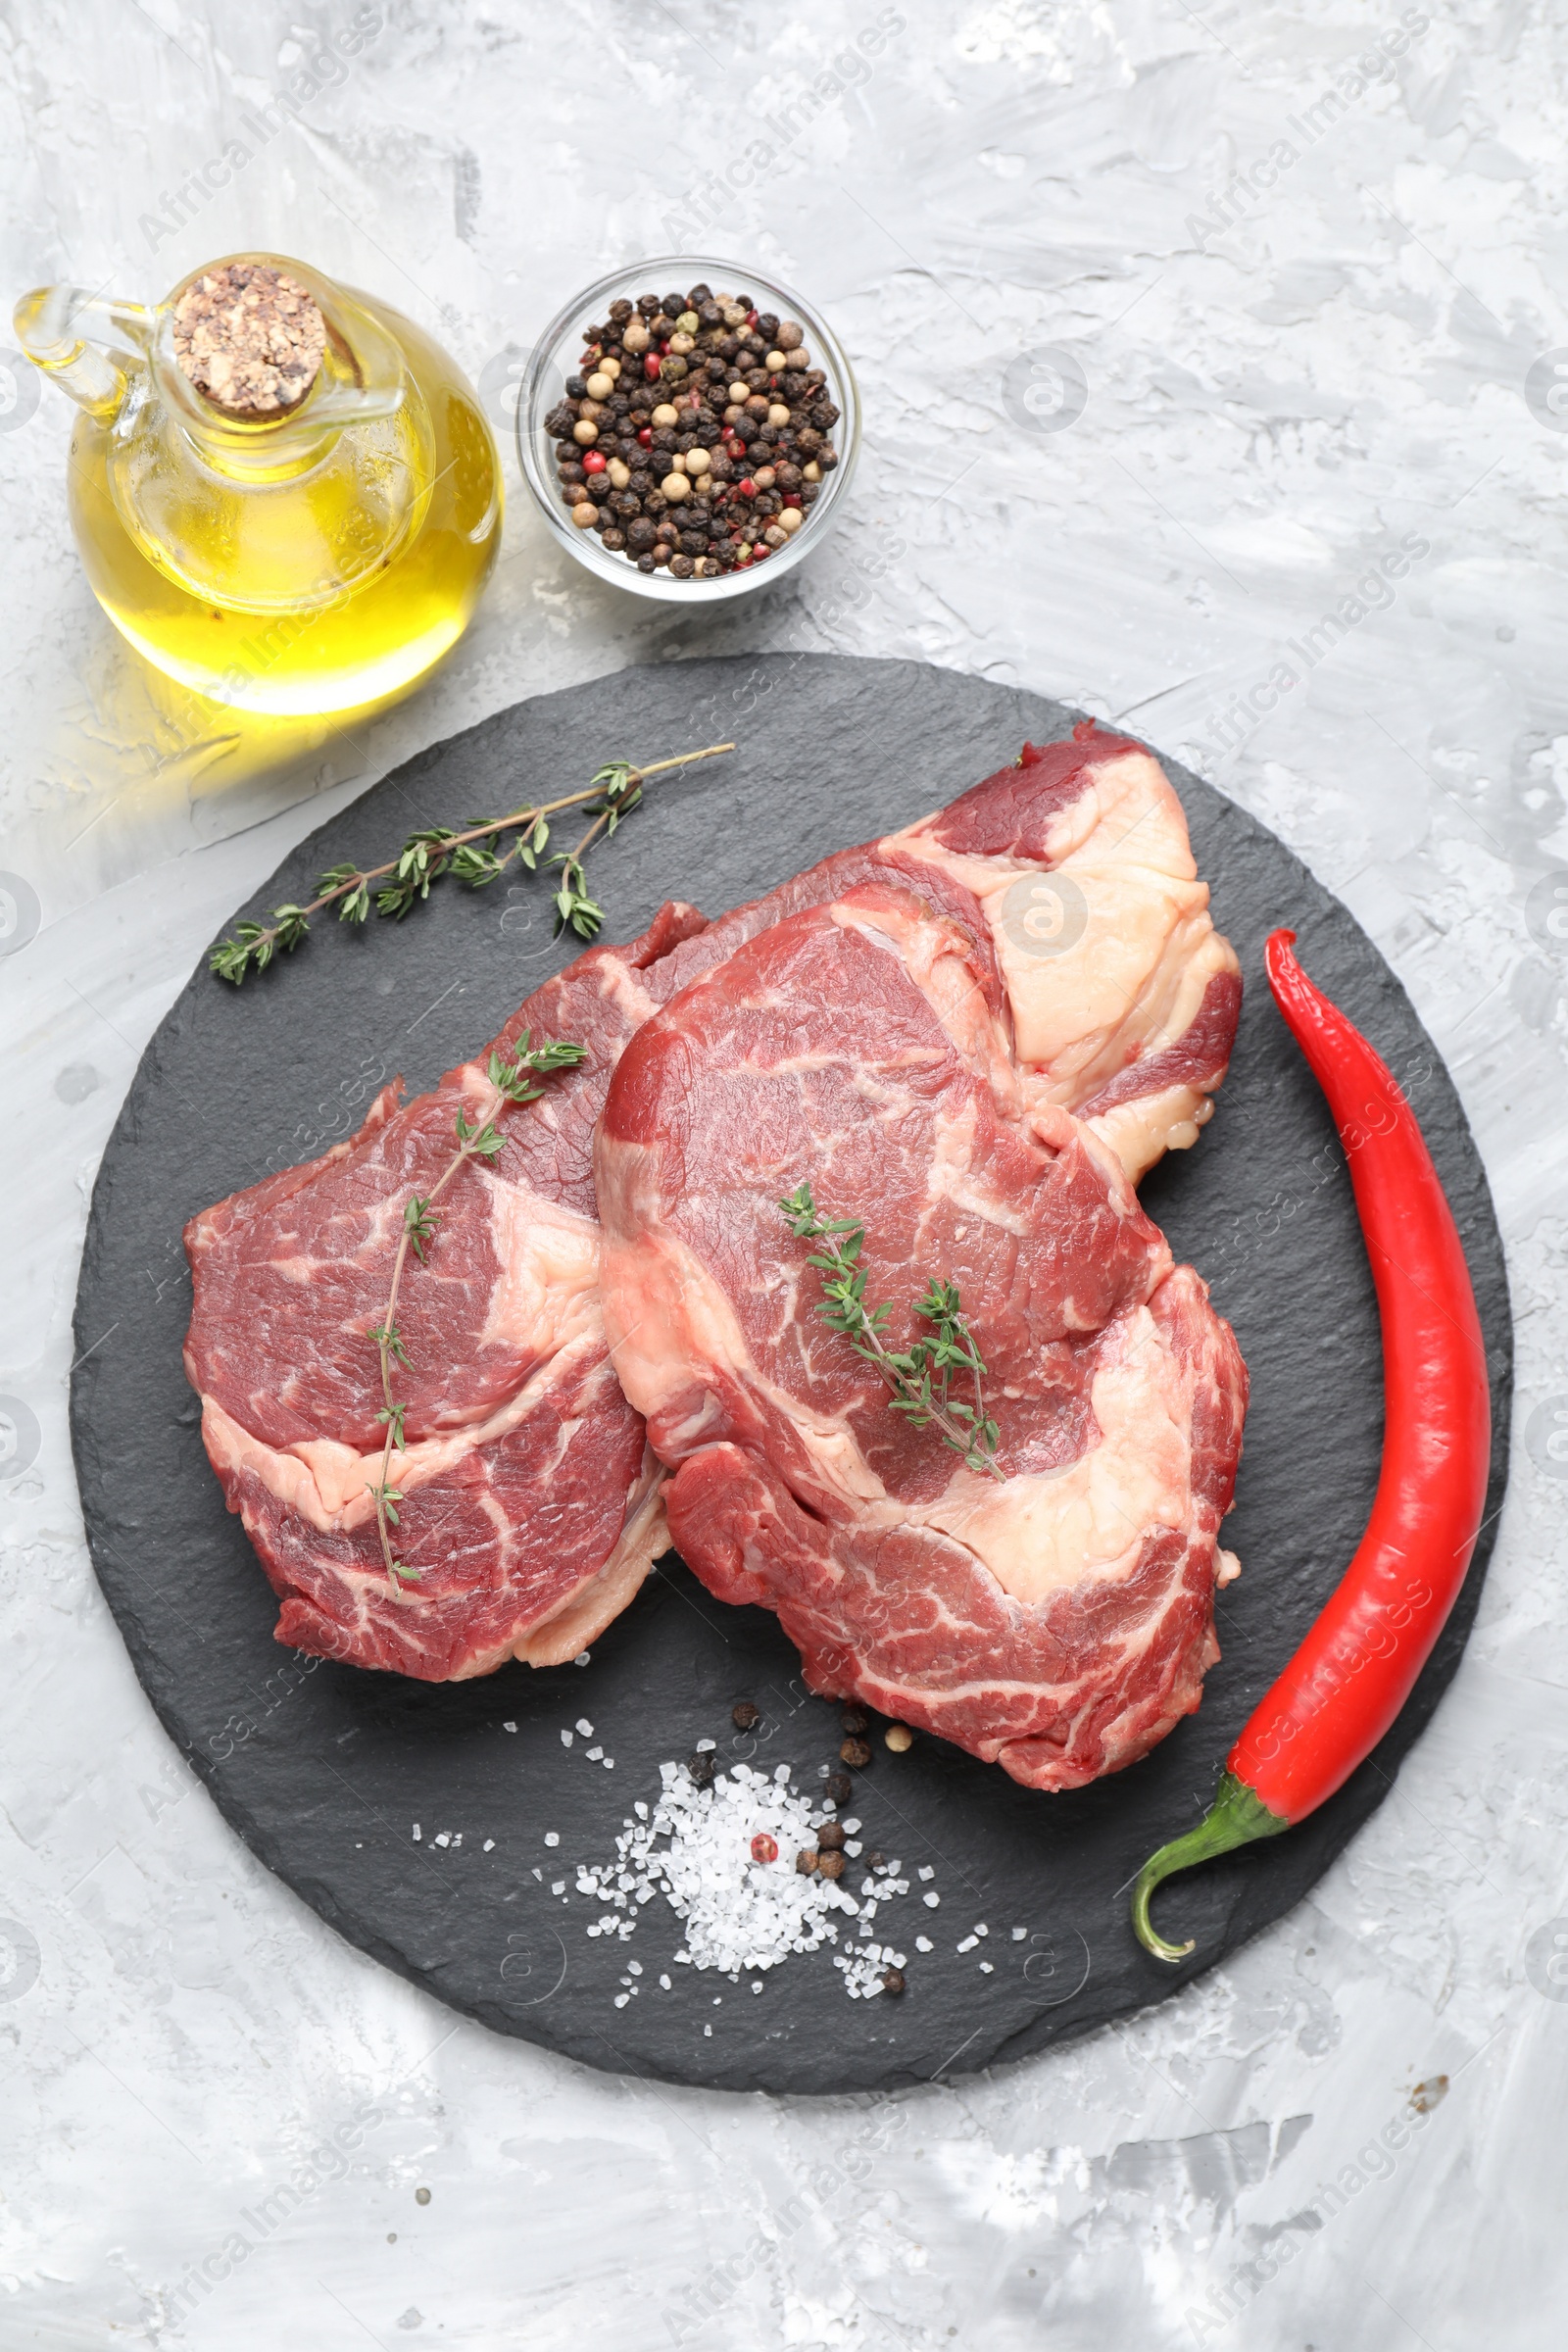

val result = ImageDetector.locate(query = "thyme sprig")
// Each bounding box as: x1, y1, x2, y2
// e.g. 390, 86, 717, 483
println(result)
367, 1032, 588, 1591
779, 1184, 1003, 1480
210, 742, 734, 985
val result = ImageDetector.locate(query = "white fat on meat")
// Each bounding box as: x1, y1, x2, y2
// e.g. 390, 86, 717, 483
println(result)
918, 1306, 1192, 1606
478, 1183, 601, 1356
892, 747, 1239, 1178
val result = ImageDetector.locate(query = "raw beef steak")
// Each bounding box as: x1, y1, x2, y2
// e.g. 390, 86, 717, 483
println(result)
596, 881, 1249, 1791
183, 903, 708, 1681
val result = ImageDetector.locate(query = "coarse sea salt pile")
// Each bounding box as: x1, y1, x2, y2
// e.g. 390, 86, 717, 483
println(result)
574, 1759, 917, 2001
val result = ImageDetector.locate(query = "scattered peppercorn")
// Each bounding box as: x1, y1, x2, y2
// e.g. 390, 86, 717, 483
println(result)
816, 1848, 846, 1881
884, 1723, 913, 1752
545, 279, 839, 581
688, 1750, 715, 1788
796, 1846, 818, 1874
840, 1736, 872, 1769
841, 1706, 869, 1736
880, 1968, 906, 1996
751, 1832, 778, 1863
731, 1700, 760, 1731
816, 1821, 847, 1852
823, 1770, 853, 1804
865, 1850, 887, 1872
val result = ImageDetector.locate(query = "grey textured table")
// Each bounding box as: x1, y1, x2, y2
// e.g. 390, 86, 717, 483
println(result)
2, 6, 1566, 2348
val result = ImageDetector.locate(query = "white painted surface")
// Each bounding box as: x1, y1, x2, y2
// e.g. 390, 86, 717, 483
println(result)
3, 3, 1566, 2345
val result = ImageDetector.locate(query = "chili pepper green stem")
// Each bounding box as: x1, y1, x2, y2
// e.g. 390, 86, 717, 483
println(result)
1131, 1771, 1291, 1963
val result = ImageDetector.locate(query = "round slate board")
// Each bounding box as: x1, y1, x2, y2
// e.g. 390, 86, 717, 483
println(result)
71, 655, 1511, 2094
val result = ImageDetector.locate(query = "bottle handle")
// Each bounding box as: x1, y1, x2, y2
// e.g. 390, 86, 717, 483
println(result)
12, 286, 156, 419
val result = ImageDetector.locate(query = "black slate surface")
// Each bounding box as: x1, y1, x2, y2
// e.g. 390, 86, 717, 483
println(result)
70, 654, 1511, 2094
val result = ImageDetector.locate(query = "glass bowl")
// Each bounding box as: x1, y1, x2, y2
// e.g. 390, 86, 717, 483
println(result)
516, 255, 860, 603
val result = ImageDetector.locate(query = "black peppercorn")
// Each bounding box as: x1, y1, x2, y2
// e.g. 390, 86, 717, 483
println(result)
881, 1968, 906, 1996
731, 1700, 760, 1730
841, 1736, 872, 1769
866, 1850, 887, 1872
637, 292, 661, 317
608, 297, 633, 323
687, 281, 712, 303
842, 1706, 869, 1736
564, 374, 587, 398
795, 1846, 818, 1875
668, 553, 695, 577
816, 1849, 845, 1881
601, 527, 627, 552
816, 1820, 847, 1851
637, 552, 657, 572
687, 1750, 715, 1787
824, 1769, 853, 1803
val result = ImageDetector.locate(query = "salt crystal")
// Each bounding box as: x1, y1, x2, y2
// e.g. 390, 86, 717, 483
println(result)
917, 1865, 934, 1882
1011, 1927, 1027, 1941
483, 1839, 495, 1852
502, 1721, 517, 1734
561, 1731, 573, 1748
979, 1960, 994, 1974
704, 2024, 712, 2036
628, 1960, 642, 1976
544, 1832, 560, 1847
843, 1818, 862, 1834
974, 1923, 989, 1936
433, 1833, 450, 1848
614, 1992, 630, 2008
845, 1840, 862, 1858
586, 1745, 604, 1761
531, 1867, 542, 1881
695, 1738, 716, 1752
576, 1719, 594, 1736
660, 1973, 671, 1989
571, 1756, 912, 1990
957, 1934, 978, 1953
603, 1757, 614, 1769
412, 1825, 421, 1841
552, 1880, 565, 1895
923, 1892, 940, 1909
574, 1651, 591, 1666
453, 1834, 463, 1847
916, 1936, 934, 1952
752, 1982, 763, 1994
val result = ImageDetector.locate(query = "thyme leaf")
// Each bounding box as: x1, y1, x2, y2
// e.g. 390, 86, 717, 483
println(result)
778, 1183, 1003, 1480
209, 742, 734, 984
364, 1033, 588, 1595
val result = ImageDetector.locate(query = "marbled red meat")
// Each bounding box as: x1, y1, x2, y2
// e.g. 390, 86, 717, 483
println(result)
596, 880, 1249, 1790
183, 904, 707, 1681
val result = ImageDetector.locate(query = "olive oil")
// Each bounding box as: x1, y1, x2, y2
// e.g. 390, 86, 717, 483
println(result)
17, 263, 500, 717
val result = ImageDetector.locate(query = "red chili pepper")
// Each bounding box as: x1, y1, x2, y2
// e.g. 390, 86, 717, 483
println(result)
1132, 928, 1491, 1961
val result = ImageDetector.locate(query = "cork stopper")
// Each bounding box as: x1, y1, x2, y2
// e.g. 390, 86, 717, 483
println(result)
172, 262, 326, 420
